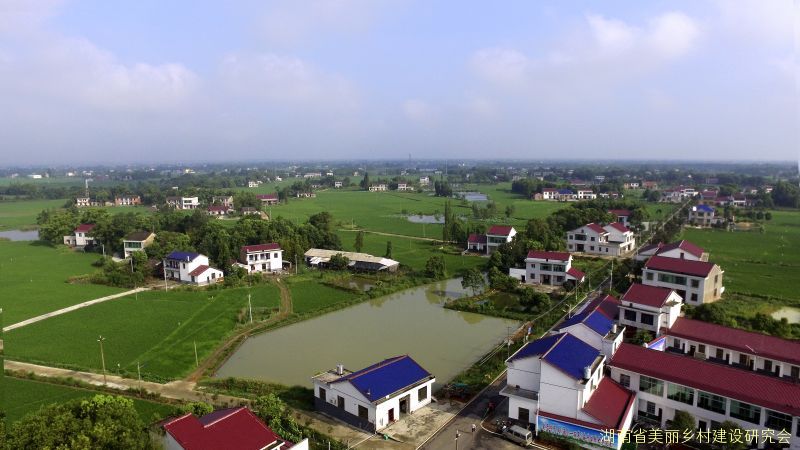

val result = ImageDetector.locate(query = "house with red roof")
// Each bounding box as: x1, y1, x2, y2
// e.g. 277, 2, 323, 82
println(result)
607, 209, 632, 226
256, 193, 279, 205
160, 406, 308, 450
603, 222, 636, 255
502, 333, 636, 449
642, 256, 724, 305
566, 223, 609, 254
467, 225, 517, 254
510, 250, 584, 287
608, 343, 800, 443
311, 355, 435, 432
619, 284, 683, 336
466, 233, 488, 253
63, 223, 97, 248
236, 243, 283, 274
166, 196, 199, 210
654, 240, 708, 261
540, 188, 559, 201
206, 205, 230, 216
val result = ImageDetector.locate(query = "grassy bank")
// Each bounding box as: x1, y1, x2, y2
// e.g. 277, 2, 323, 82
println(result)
0, 198, 67, 230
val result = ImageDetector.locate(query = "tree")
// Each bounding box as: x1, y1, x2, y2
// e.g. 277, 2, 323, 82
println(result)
425, 255, 446, 279
252, 394, 302, 442
145, 231, 194, 261
233, 191, 260, 210
504, 205, 515, 219
37, 209, 78, 244
360, 172, 370, 190
354, 231, 364, 252
328, 253, 350, 270
385, 240, 393, 258
5, 394, 153, 450
172, 401, 214, 417
461, 268, 486, 296
630, 329, 653, 345
715, 421, 747, 450
671, 410, 696, 437
771, 181, 800, 208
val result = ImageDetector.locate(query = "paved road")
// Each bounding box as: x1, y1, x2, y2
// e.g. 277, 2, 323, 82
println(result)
3, 287, 148, 332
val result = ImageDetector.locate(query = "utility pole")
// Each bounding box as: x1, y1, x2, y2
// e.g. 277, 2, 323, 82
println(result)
137, 361, 142, 385
295, 254, 298, 275
248, 293, 253, 323
610, 258, 614, 290
163, 264, 168, 292
194, 341, 199, 367
506, 326, 512, 359
97, 336, 107, 385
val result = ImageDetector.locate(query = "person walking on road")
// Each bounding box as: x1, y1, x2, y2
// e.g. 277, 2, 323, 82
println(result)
472, 424, 477, 433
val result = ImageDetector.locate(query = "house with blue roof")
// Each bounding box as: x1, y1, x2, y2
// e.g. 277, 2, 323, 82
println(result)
552, 295, 624, 358
502, 333, 635, 449
311, 355, 435, 432
163, 251, 224, 285
689, 204, 724, 227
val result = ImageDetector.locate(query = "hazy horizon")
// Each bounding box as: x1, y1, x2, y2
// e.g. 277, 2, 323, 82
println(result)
1, 1, 796, 165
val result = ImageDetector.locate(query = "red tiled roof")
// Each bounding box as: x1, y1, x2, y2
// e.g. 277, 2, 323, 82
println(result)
162, 407, 282, 450
242, 243, 281, 253
605, 222, 630, 233
543, 188, 558, 193
666, 317, 800, 366
538, 411, 611, 432
644, 255, 716, 278
621, 284, 676, 308
580, 294, 620, 320
526, 250, 570, 261
584, 223, 607, 234
487, 225, 514, 236
566, 267, 585, 281
207, 205, 229, 212
467, 233, 487, 244
188, 265, 210, 277
75, 223, 95, 233
655, 240, 705, 259
637, 242, 663, 254
256, 193, 278, 200
583, 378, 636, 430
607, 209, 631, 217
610, 344, 800, 416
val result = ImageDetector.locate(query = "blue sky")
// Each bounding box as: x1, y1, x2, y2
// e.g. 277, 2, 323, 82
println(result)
0, 0, 795, 164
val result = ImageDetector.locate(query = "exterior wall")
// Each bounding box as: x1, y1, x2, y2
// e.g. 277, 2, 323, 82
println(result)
163, 433, 184, 450
486, 229, 516, 253
190, 267, 223, 285
539, 363, 581, 418
507, 357, 542, 392
618, 304, 663, 334
242, 249, 283, 273
657, 248, 704, 261
524, 257, 571, 286
566, 227, 608, 254
642, 267, 723, 305
665, 336, 797, 379
164, 255, 211, 283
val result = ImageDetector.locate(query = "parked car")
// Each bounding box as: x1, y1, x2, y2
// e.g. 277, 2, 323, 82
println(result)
501, 424, 533, 446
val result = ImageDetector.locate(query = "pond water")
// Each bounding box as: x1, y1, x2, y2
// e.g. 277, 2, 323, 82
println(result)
0, 229, 39, 241
771, 307, 800, 323
215, 279, 520, 388
457, 192, 488, 202
406, 214, 445, 224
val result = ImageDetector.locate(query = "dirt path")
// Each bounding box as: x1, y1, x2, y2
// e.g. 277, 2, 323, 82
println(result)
185, 278, 293, 382
3, 287, 149, 332
338, 228, 456, 244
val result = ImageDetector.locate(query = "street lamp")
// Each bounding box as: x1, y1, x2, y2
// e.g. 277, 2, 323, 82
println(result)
97, 336, 107, 385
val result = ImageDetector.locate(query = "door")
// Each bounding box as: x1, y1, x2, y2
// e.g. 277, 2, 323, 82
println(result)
518, 407, 530, 423
388, 408, 395, 422
337, 396, 345, 410
399, 396, 410, 415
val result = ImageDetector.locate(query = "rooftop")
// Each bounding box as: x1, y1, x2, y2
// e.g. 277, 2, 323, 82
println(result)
123, 230, 153, 242
166, 251, 201, 262
605, 222, 631, 233
610, 344, 800, 416
655, 240, 705, 259
487, 225, 515, 236
510, 333, 601, 380
242, 243, 281, 253
607, 209, 631, 217
526, 250, 570, 261
75, 223, 95, 233
467, 233, 487, 244
694, 204, 715, 213
188, 265, 210, 277
621, 284, 677, 309
331, 355, 433, 403
644, 255, 717, 278
582, 378, 636, 431
162, 407, 283, 450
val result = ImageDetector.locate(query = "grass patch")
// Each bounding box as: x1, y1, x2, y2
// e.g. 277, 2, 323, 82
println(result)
286, 278, 356, 314
4, 284, 281, 381
2, 376, 174, 423
0, 241, 125, 325
0, 198, 67, 230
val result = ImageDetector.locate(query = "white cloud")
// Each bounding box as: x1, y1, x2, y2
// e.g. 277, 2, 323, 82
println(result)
711, 0, 793, 44
646, 12, 701, 58
470, 48, 530, 85
402, 98, 435, 122
587, 14, 636, 55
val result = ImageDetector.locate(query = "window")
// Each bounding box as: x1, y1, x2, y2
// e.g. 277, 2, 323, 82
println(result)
673, 338, 682, 349
528, 263, 535, 269
646, 272, 654, 281
639, 376, 664, 396
729, 400, 761, 424
540, 264, 552, 271
318, 388, 326, 402
698, 391, 726, 415
337, 396, 345, 410
619, 374, 630, 388
418, 385, 428, 402
715, 348, 724, 360
667, 383, 695, 405
765, 410, 792, 432
358, 405, 369, 420
690, 293, 698, 303
640, 313, 655, 326
792, 366, 800, 379
691, 279, 699, 288
646, 401, 656, 415
273, 252, 279, 258
624, 309, 637, 322
764, 360, 773, 372
698, 344, 706, 354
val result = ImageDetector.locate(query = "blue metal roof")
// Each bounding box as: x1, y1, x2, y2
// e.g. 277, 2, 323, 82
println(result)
508, 334, 563, 362
338, 356, 432, 402
542, 333, 600, 380
558, 189, 574, 195
695, 204, 715, 213
583, 311, 614, 336
166, 251, 201, 261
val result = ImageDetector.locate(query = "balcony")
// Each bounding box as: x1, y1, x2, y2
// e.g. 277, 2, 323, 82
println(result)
500, 385, 539, 401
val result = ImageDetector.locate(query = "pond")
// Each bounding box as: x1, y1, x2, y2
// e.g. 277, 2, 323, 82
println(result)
406, 214, 444, 224
0, 230, 39, 241
771, 307, 800, 323
457, 192, 488, 202
215, 279, 520, 388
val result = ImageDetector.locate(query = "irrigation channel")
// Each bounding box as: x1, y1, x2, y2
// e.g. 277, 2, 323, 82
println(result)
215, 278, 520, 389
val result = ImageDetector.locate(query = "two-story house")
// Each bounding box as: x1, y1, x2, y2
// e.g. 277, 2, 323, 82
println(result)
114, 195, 141, 206
211, 195, 234, 208
256, 193, 279, 205
577, 189, 596, 200
512, 251, 585, 286
552, 294, 624, 358
122, 230, 155, 258
237, 243, 283, 274
485, 225, 517, 254
63, 223, 97, 248
166, 196, 199, 210
618, 284, 682, 336
608, 209, 631, 227
642, 256, 724, 305
603, 222, 636, 255
636, 240, 709, 262
163, 251, 223, 285
689, 204, 721, 227
566, 223, 609, 254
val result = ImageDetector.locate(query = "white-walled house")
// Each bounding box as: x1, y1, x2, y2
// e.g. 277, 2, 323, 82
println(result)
211, 195, 234, 208
603, 223, 636, 256
689, 204, 723, 227
552, 294, 624, 359
161, 407, 307, 450
618, 284, 682, 336
369, 184, 388, 192
237, 243, 283, 274
566, 223, 609, 254
122, 230, 155, 258
513, 250, 585, 286
63, 224, 97, 248
485, 225, 516, 254
607, 209, 631, 227
577, 189, 596, 200
636, 240, 708, 262
166, 196, 199, 210
163, 251, 223, 285
466, 233, 488, 253
642, 256, 724, 305
311, 356, 435, 432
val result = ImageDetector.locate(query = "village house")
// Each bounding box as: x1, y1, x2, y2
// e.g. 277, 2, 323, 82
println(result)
642, 181, 658, 189
237, 243, 283, 274
240, 207, 261, 216
75, 196, 92, 207
304, 172, 322, 178
160, 407, 308, 450
369, 184, 388, 192
256, 193, 279, 205
396, 183, 413, 191
114, 195, 141, 206
63, 223, 97, 248
551, 294, 624, 359
295, 192, 316, 198
419, 176, 430, 186
509, 250, 585, 287
607, 209, 631, 227
636, 240, 708, 263
618, 284, 682, 337
566, 223, 635, 256
166, 196, 199, 210
311, 355, 435, 432
247, 180, 262, 188
642, 256, 724, 305
122, 230, 155, 258
556, 188, 577, 201
541, 188, 558, 200
206, 205, 230, 216
334, 181, 343, 188
162, 251, 223, 285
604, 222, 636, 255
623, 182, 640, 189
475, 225, 517, 254
466, 233, 488, 253
577, 189, 596, 200
688, 204, 722, 227
304, 248, 399, 272
211, 195, 234, 208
